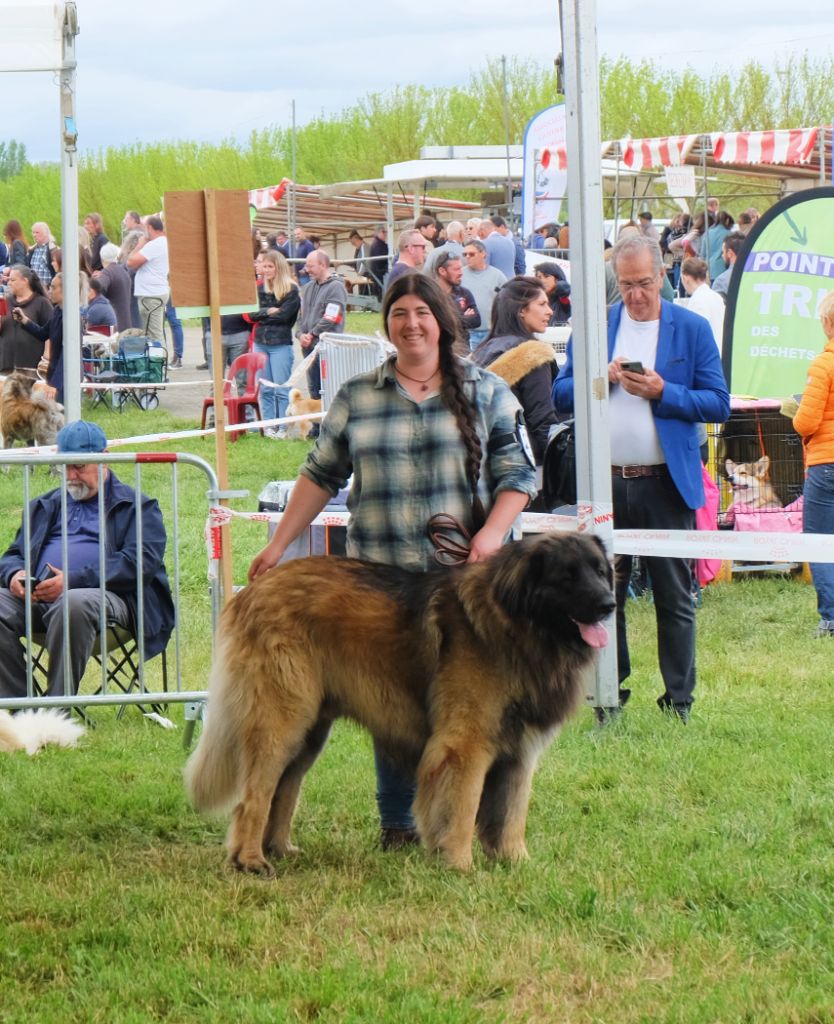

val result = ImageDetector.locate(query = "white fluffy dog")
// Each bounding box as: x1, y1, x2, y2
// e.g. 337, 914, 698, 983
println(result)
0, 709, 85, 755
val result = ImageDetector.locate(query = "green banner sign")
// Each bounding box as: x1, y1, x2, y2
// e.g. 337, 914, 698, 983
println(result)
724, 186, 834, 397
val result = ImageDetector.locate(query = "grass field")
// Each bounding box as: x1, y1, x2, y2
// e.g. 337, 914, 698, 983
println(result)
0, 402, 833, 1022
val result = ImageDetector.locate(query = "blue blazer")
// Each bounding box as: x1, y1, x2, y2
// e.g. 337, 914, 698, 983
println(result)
552, 300, 730, 509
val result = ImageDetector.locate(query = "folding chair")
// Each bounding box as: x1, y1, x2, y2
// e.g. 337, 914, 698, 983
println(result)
22, 621, 169, 720
83, 332, 120, 410
110, 335, 165, 411
201, 350, 267, 441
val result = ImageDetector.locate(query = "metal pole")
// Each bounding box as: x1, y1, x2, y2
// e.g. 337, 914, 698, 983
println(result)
289, 99, 297, 264
560, 0, 618, 710
386, 185, 395, 275
501, 55, 514, 215
701, 136, 710, 268
60, 2, 81, 421
204, 190, 235, 605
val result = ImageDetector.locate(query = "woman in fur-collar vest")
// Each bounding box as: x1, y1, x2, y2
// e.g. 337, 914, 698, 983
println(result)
470, 276, 558, 465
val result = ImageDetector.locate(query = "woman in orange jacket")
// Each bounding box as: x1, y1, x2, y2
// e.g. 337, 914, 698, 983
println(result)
793, 289, 834, 636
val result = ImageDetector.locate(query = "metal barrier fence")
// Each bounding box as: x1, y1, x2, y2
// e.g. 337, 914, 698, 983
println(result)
0, 451, 222, 717
318, 333, 391, 411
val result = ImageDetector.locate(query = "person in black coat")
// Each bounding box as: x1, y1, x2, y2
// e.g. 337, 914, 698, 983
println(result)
533, 261, 572, 325
16, 273, 66, 403
248, 250, 301, 436
470, 276, 558, 465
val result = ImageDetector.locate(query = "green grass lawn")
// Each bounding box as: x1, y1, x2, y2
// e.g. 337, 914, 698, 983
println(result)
1, 401, 833, 1022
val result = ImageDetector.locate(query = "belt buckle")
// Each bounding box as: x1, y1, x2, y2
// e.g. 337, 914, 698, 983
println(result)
622, 464, 642, 478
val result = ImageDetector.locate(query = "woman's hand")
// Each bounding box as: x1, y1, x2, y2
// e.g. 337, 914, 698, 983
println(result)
466, 523, 505, 563
248, 540, 284, 582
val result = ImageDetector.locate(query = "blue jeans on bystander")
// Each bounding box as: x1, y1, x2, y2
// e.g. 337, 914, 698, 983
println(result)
165, 299, 184, 359
254, 342, 294, 424
803, 462, 834, 624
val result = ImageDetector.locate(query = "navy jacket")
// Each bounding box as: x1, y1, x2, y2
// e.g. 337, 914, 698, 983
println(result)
0, 471, 175, 660
553, 300, 730, 509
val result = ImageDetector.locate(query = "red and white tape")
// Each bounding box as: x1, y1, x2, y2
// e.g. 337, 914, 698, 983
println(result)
209, 506, 834, 564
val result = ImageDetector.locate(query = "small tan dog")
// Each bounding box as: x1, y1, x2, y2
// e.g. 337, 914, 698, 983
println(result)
286, 388, 322, 439
0, 709, 85, 755
725, 455, 783, 509
0, 370, 64, 451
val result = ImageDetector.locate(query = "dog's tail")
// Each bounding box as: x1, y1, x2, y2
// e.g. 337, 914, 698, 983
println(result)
0, 709, 85, 756
183, 632, 245, 813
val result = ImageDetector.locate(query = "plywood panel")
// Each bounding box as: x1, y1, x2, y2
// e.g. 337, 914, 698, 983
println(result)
165, 189, 258, 314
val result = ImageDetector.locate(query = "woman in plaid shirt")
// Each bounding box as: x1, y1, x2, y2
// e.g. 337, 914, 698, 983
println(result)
249, 273, 538, 849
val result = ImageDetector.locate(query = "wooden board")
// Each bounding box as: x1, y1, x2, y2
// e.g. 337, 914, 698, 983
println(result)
164, 189, 258, 314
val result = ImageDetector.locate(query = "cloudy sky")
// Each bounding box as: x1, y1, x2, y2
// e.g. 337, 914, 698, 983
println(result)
3, 0, 834, 165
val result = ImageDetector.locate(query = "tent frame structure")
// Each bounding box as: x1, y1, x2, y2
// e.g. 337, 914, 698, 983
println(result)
0, 0, 81, 419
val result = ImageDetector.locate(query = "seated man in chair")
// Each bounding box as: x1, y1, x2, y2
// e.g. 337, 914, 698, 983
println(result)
0, 420, 175, 699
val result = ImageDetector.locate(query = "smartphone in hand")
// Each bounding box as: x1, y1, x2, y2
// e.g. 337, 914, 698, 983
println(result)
620, 360, 645, 374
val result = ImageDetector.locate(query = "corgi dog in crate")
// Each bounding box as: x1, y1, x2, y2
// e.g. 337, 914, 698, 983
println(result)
725, 456, 783, 510
0, 709, 85, 755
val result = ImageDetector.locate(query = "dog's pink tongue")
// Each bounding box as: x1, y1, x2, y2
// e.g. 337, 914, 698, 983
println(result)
575, 620, 609, 648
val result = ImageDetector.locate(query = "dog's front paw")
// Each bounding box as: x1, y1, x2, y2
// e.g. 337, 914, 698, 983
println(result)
228, 851, 276, 878
265, 841, 302, 858
440, 846, 474, 872
492, 841, 529, 863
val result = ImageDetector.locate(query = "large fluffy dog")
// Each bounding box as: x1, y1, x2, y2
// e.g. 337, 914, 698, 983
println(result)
185, 533, 615, 875
0, 370, 64, 451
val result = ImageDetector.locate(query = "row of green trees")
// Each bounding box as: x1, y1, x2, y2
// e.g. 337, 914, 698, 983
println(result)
1, 55, 832, 243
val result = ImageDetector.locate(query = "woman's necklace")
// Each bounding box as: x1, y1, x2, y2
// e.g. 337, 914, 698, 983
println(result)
394, 362, 440, 392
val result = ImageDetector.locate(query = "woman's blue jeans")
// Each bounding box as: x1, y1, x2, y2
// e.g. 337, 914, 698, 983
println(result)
373, 742, 416, 830
253, 342, 293, 422
165, 299, 184, 359
803, 463, 834, 622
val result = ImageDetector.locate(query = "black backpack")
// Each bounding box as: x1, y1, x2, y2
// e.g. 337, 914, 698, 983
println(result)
541, 419, 576, 508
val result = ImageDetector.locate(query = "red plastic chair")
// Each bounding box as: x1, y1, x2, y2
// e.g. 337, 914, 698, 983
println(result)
201, 351, 268, 441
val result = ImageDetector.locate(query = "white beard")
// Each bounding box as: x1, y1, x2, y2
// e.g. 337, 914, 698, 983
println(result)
66, 481, 94, 501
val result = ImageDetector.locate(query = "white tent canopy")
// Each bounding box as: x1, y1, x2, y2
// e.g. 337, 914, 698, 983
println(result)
1, 0, 80, 421
0, 1, 64, 72
319, 146, 647, 198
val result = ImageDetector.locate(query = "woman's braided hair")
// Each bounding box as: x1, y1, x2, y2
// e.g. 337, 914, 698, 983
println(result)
382, 272, 486, 528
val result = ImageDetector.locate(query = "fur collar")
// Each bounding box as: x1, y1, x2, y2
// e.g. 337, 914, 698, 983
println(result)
484, 340, 557, 388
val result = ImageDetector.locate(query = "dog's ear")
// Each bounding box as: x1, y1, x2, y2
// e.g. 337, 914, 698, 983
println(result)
755, 455, 770, 477
491, 541, 544, 618
725, 459, 735, 477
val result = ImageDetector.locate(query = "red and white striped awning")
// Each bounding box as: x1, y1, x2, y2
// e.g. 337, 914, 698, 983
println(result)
619, 135, 700, 170
249, 186, 278, 210
710, 127, 819, 165
248, 179, 292, 209
540, 142, 613, 171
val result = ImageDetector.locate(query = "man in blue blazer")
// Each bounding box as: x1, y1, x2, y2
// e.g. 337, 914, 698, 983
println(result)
553, 235, 730, 721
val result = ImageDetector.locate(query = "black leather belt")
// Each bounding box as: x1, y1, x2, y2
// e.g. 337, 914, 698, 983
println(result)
612, 464, 669, 479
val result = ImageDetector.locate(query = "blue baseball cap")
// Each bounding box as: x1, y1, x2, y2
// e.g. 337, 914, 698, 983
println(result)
56, 420, 108, 454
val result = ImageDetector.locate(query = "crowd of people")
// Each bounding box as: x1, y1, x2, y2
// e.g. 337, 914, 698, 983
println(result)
0, 211, 181, 379
5, 192, 834, 743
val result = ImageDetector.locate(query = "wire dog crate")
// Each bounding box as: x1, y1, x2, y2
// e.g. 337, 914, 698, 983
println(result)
707, 398, 807, 576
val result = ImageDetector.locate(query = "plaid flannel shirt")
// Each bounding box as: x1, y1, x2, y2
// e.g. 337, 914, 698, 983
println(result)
300, 355, 538, 569
28, 244, 53, 287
